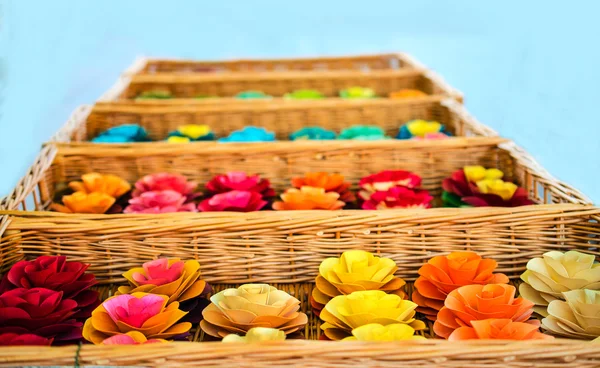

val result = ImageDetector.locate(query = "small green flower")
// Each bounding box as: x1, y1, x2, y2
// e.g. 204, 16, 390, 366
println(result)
284, 89, 325, 100
338, 125, 389, 140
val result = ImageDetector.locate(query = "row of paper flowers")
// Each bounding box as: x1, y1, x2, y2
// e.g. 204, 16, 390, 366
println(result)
91, 120, 448, 143
50, 167, 533, 214
0, 249, 598, 346
135, 87, 429, 100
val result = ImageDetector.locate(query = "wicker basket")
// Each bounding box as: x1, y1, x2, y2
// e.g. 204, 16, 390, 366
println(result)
128, 53, 425, 75
54, 97, 493, 144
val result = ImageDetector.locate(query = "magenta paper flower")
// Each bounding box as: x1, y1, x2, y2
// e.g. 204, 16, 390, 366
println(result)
124, 190, 198, 214
102, 332, 165, 345
362, 186, 433, 210
0, 256, 100, 320
0, 332, 53, 346
205, 172, 275, 197
0, 288, 82, 345
199, 190, 267, 212
132, 173, 200, 200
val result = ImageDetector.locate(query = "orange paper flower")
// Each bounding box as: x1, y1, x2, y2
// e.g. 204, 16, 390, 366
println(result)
433, 284, 536, 339
412, 252, 509, 321
272, 186, 345, 210
291, 172, 356, 202
68, 173, 131, 197
50, 192, 116, 214
448, 319, 553, 341
389, 89, 428, 99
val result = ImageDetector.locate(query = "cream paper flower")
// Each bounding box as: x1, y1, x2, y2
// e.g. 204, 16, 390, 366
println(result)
542, 289, 600, 339
222, 327, 286, 343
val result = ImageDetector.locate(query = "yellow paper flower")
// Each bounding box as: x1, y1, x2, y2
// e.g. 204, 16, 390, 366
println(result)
520, 251, 600, 316
311, 250, 406, 316
405, 120, 442, 138
68, 173, 131, 197
200, 284, 308, 338
167, 136, 191, 143
51, 191, 115, 214
178, 124, 211, 140
463, 166, 504, 183
542, 289, 600, 339
320, 290, 425, 340
222, 327, 286, 343
343, 323, 426, 341
476, 179, 518, 200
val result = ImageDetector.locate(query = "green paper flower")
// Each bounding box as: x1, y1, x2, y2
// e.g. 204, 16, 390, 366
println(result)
339, 87, 377, 99
284, 89, 325, 100
338, 125, 389, 140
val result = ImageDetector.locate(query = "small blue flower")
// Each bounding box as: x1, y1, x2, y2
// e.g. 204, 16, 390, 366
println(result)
290, 127, 336, 140
218, 126, 276, 142
91, 124, 149, 143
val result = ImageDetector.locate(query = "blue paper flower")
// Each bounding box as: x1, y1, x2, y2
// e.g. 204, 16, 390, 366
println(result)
337, 125, 390, 140
91, 124, 149, 143
218, 127, 276, 142
290, 127, 336, 140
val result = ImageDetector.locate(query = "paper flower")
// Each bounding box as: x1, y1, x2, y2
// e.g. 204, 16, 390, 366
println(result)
519, 251, 600, 317
343, 323, 425, 341
167, 124, 215, 141
310, 250, 406, 317
124, 190, 198, 214
396, 120, 449, 140
291, 172, 356, 202
205, 172, 275, 197
116, 259, 211, 323
68, 173, 131, 198
0, 256, 100, 320
339, 87, 377, 99
449, 319, 553, 341
433, 284, 536, 339
389, 89, 428, 99
284, 89, 325, 100
83, 293, 191, 344
132, 173, 200, 201
51, 192, 116, 214
320, 290, 425, 340
219, 127, 276, 142
200, 284, 308, 338
337, 125, 389, 140
136, 90, 173, 100
199, 190, 268, 212
411, 132, 449, 140
442, 166, 534, 207
235, 91, 272, 99
272, 187, 345, 210
358, 170, 422, 201
102, 331, 166, 345
167, 136, 191, 143
0, 288, 82, 345
289, 127, 337, 140
91, 124, 150, 143
222, 327, 286, 343
412, 251, 509, 321
542, 289, 600, 339
0, 333, 53, 346
361, 186, 433, 210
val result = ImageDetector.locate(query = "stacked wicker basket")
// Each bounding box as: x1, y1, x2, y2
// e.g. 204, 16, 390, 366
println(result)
1, 53, 599, 367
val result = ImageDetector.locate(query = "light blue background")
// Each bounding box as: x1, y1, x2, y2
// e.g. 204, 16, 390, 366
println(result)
1, 0, 599, 202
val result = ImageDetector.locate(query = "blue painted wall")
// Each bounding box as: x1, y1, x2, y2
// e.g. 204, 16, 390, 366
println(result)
1, 0, 598, 201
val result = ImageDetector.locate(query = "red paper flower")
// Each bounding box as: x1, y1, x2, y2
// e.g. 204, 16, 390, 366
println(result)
124, 190, 198, 214
198, 190, 267, 212
0, 288, 82, 345
362, 186, 433, 210
359, 170, 422, 201
0, 256, 99, 320
205, 172, 275, 197
133, 173, 200, 200
0, 333, 53, 346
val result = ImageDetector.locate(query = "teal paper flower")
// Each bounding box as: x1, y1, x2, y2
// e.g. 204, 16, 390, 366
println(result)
339, 87, 377, 99
337, 125, 389, 140
235, 91, 272, 99
91, 124, 150, 143
284, 89, 325, 100
290, 127, 336, 140
136, 90, 173, 100
219, 127, 276, 142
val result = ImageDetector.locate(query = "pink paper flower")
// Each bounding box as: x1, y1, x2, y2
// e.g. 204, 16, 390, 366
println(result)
198, 190, 267, 212
103, 294, 165, 328
362, 186, 433, 210
133, 173, 200, 200
124, 190, 198, 214
131, 259, 185, 286
102, 332, 165, 345
206, 172, 275, 197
